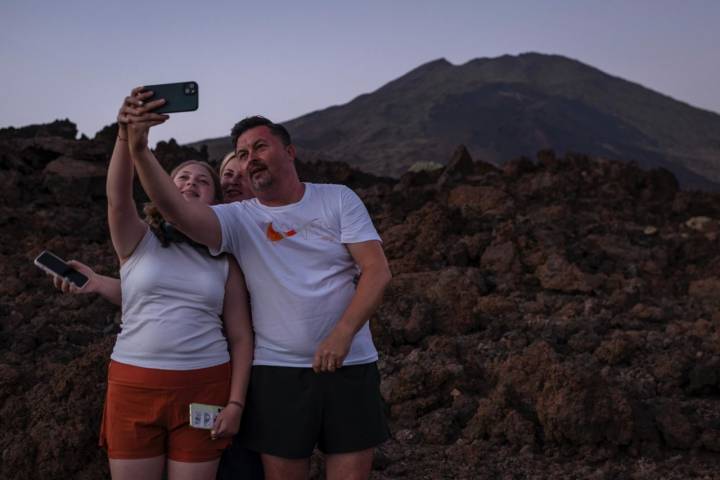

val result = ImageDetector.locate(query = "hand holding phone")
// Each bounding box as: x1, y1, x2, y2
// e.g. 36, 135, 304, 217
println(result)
142, 82, 199, 114
52, 260, 97, 294
34, 251, 89, 289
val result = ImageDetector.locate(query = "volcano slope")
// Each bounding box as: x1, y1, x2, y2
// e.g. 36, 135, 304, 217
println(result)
2, 122, 720, 479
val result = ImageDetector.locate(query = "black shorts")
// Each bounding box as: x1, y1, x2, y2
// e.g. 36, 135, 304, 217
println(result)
238, 362, 390, 459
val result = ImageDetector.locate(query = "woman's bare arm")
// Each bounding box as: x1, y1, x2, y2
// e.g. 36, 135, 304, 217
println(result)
107, 88, 153, 263
212, 257, 253, 438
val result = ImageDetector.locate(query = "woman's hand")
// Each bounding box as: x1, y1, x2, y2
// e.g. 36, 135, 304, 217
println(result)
117, 87, 169, 153
210, 402, 243, 440
51, 260, 98, 295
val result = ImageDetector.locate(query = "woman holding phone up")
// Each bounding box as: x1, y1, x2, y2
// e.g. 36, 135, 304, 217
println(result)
54, 152, 264, 480
95, 87, 253, 480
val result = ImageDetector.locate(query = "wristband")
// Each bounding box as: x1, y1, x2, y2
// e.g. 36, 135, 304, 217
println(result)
227, 400, 244, 409
117, 135, 128, 142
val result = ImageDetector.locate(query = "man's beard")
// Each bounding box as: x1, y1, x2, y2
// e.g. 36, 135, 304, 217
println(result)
251, 171, 273, 191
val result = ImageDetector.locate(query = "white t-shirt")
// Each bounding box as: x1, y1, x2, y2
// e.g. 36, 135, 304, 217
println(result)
112, 229, 230, 370
211, 183, 380, 367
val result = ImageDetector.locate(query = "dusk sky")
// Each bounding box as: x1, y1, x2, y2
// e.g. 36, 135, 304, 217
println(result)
2, 0, 718, 146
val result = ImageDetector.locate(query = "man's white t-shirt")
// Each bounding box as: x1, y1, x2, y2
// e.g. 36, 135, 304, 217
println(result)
210, 183, 380, 367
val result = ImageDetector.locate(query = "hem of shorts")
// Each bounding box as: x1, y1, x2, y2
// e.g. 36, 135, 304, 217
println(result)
240, 434, 390, 460
252, 355, 379, 368
167, 451, 226, 463
239, 440, 314, 460
103, 445, 227, 463
318, 431, 392, 455
105, 450, 166, 460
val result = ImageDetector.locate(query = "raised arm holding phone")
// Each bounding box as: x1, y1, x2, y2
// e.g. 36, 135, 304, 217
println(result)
94, 87, 253, 480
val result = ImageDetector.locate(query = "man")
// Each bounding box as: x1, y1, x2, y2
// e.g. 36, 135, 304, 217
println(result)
122, 92, 392, 480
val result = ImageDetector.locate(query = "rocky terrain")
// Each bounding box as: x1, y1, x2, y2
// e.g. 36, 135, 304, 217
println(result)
2, 120, 720, 479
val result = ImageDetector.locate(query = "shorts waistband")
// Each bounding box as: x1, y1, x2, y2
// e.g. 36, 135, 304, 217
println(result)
108, 360, 230, 388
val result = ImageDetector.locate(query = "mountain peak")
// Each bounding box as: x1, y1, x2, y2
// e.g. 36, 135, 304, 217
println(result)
415, 57, 453, 69
192, 54, 720, 189
399, 58, 454, 78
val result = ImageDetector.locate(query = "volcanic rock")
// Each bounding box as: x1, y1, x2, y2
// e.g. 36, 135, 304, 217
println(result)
4, 120, 720, 478
43, 156, 107, 205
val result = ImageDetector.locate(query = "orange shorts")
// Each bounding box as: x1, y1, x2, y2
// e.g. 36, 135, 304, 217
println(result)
99, 360, 232, 462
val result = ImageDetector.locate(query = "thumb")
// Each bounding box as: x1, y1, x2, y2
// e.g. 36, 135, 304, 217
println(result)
213, 417, 225, 437
312, 350, 322, 373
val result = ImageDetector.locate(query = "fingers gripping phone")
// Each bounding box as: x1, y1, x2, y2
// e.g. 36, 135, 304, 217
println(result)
143, 81, 199, 114
34, 251, 89, 288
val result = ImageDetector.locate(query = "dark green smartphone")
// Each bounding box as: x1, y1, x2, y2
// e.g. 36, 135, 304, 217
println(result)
142, 81, 199, 114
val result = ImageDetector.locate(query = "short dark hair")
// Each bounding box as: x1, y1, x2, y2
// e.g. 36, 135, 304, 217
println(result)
230, 116, 292, 149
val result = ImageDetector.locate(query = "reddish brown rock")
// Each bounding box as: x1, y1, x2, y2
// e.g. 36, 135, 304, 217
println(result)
480, 241, 517, 273
435, 145, 475, 188
629, 303, 665, 322
4, 120, 720, 478
594, 332, 641, 366
655, 403, 697, 449
43, 156, 107, 205
535, 254, 596, 293
474, 295, 516, 317
536, 364, 633, 446
688, 277, 720, 301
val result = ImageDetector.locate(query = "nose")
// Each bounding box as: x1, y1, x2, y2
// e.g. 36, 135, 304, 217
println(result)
248, 147, 263, 162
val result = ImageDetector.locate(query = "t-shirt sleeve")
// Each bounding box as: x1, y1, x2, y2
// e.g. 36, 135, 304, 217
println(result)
209, 203, 241, 256
339, 186, 381, 244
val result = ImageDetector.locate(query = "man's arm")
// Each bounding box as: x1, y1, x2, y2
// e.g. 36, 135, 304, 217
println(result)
123, 89, 222, 251
312, 240, 392, 373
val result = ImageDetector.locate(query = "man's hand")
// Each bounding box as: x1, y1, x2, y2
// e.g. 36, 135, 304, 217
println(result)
312, 326, 354, 373
117, 87, 169, 153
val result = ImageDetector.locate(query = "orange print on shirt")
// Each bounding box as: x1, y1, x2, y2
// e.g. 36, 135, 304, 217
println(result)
266, 223, 298, 242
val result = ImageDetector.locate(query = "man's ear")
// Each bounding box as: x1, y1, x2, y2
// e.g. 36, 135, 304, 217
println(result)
286, 144, 297, 162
